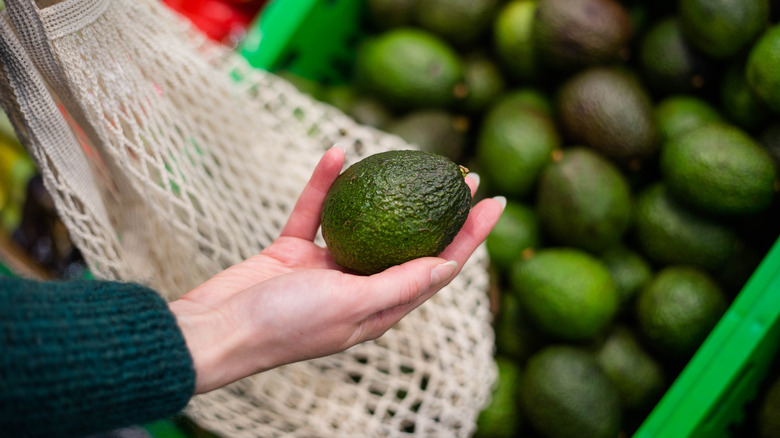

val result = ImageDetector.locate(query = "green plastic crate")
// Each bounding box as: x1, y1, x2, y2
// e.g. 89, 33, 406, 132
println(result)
237, 0, 364, 84
635, 237, 780, 437
239, 1, 780, 436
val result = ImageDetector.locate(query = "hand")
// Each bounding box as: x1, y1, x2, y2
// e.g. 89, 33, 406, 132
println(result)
169, 147, 505, 394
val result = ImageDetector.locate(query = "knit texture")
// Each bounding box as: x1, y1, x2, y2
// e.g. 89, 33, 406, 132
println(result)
0, 277, 196, 437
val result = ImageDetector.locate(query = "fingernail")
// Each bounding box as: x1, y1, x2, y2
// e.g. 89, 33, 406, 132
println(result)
493, 195, 507, 211
467, 172, 480, 187
330, 143, 346, 152
430, 260, 458, 286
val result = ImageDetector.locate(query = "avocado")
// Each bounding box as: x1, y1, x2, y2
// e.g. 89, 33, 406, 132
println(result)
635, 266, 728, 360
494, 291, 545, 361
654, 95, 723, 143
321, 150, 471, 275
476, 96, 561, 198
746, 24, 780, 113
456, 51, 507, 115
413, 0, 502, 47
485, 200, 541, 270
493, 0, 540, 82
346, 96, 394, 129
601, 244, 653, 308
495, 87, 555, 118
520, 345, 623, 438
595, 325, 666, 413
660, 123, 777, 216
679, 0, 770, 59
533, 0, 633, 72
475, 356, 523, 437
720, 58, 769, 132
384, 109, 469, 162
353, 28, 464, 111
633, 183, 738, 270
320, 84, 358, 114
510, 248, 619, 342
535, 147, 632, 253
638, 17, 711, 95
557, 67, 659, 164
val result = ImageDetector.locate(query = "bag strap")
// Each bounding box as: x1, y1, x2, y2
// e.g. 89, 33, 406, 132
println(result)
0, 5, 121, 278
0, 12, 107, 218
0, 0, 157, 282
3, 0, 108, 152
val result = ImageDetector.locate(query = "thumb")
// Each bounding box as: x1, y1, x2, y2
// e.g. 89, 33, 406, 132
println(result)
363, 257, 459, 314
355, 258, 458, 341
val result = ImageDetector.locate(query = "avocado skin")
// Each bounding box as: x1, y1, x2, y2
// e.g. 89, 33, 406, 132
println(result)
321, 150, 471, 275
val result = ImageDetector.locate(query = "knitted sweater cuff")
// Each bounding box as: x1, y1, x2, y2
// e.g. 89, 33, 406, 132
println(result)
0, 277, 196, 437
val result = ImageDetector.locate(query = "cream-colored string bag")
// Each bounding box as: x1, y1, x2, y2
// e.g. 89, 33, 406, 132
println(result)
0, 0, 497, 436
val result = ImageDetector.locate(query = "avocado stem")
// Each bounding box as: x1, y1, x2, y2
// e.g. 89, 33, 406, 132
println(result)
459, 165, 469, 178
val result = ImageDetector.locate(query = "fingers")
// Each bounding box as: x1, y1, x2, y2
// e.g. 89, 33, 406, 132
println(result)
280, 146, 345, 241
465, 172, 479, 197
352, 257, 457, 339
439, 196, 505, 267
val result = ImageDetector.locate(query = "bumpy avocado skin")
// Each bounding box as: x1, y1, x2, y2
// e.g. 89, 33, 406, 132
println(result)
321, 150, 472, 275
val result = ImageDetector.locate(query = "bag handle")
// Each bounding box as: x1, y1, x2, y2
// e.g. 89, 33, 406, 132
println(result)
0, 4, 126, 279
0, 11, 107, 217
2, 0, 167, 283
3, 0, 109, 152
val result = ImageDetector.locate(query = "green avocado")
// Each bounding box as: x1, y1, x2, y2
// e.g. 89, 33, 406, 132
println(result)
520, 345, 623, 438
535, 147, 633, 253
353, 28, 464, 111
321, 150, 472, 275
557, 67, 659, 164
475, 356, 523, 437
533, 0, 633, 72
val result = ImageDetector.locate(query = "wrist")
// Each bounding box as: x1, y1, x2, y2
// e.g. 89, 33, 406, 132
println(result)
168, 299, 247, 394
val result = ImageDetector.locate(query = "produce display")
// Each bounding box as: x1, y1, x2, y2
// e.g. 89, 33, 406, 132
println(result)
276, 0, 780, 436
2, 0, 780, 436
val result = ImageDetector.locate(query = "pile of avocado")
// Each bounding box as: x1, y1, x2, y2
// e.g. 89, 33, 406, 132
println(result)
279, 0, 780, 436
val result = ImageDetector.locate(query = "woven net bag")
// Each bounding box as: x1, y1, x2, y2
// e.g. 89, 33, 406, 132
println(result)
0, 0, 497, 436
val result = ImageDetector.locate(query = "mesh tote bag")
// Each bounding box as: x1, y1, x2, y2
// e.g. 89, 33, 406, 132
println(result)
0, 0, 497, 436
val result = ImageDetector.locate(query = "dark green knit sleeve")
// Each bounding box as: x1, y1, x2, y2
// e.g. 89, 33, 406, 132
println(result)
0, 276, 196, 437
